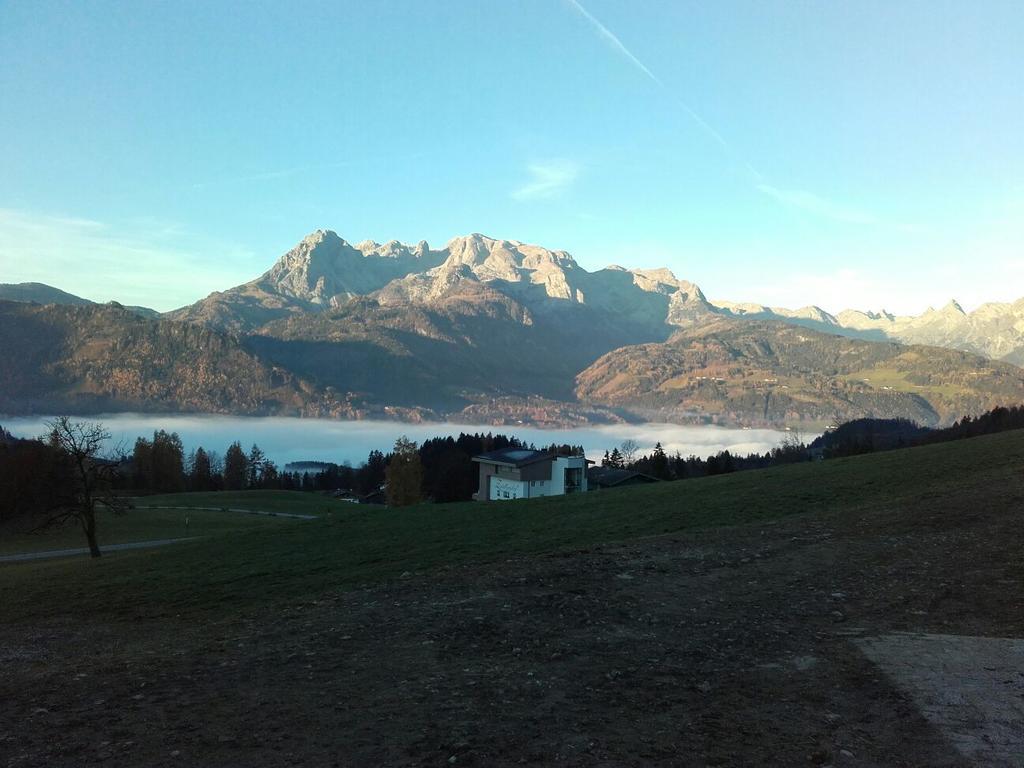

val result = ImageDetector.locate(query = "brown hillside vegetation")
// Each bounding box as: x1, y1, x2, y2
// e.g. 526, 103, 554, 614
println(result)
576, 319, 1024, 427
5, 298, 1023, 428
0, 301, 341, 417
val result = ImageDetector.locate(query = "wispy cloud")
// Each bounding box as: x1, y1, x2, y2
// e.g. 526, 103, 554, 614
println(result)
511, 160, 580, 201
565, 0, 760, 181
0, 209, 256, 311
756, 183, 878, 225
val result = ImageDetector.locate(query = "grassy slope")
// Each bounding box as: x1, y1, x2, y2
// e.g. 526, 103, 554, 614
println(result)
2, 429, 1022, 625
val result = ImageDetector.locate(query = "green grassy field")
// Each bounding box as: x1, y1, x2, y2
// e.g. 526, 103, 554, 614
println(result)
841, 367, 968, 398
2, 428, 1023, 625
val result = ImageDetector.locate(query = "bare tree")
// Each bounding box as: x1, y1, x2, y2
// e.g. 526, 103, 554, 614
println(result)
783, 427, 805, 450
42, 416, 129, 558
618, 439, 640, 467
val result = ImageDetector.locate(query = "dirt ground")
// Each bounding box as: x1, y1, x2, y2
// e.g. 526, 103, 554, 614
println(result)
2, 492, 1022, 767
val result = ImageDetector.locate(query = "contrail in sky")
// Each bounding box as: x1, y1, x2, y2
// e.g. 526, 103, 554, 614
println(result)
565, 0, 762, 182
565, 0, 665, 87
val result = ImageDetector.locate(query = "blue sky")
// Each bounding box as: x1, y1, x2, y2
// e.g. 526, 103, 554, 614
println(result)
1, 0, 1022, 313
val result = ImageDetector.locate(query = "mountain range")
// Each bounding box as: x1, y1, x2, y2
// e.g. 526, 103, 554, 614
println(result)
715, 297, 1024, 367
2, 229, 1023, 428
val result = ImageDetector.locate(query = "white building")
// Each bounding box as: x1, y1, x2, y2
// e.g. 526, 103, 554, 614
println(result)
472, 448, 588, 501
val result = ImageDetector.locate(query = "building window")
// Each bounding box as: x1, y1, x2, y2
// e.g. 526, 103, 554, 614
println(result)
564, 467, 582, 493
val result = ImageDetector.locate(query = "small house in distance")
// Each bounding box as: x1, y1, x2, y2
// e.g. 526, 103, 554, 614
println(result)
587, 466, 660, 490
472, 448, 588, 501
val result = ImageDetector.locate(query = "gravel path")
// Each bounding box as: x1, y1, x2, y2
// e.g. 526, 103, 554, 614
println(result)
0, 537, 201, 563
133, 505, 317, 520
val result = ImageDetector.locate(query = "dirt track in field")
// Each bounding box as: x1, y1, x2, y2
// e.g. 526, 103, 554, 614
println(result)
3, 493, 1022, 767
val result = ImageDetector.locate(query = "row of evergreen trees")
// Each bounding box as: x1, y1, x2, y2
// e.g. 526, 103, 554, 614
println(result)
120, 429, 562, 505
602, 404, 1024, 481
125, 433, 289, 494
601, 434, 810, 481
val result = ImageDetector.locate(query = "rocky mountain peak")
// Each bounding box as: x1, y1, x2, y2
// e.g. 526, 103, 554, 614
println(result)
863, 309, 896, 322
630, 268, 706, 301
790, 306, 837, 324
632, 267, 679, 284
257, 230, 449, 306
261, 230, 359, 304
443, 234, 505, 268
439, 235, 581, 299
921, 300, 967, 319
302, 228, 344, 246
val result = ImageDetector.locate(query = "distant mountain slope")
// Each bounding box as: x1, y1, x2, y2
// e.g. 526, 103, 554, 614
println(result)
0, 300, 348, 418
0, 282, 160, 319
575, 319, 1024, 427
249, 278, 667, 420
0, 282, 93, 306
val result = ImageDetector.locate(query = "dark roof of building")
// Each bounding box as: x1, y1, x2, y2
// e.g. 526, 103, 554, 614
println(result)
359, 489, 386, 505
472, 447, 553, 468
587, 466, 660, 487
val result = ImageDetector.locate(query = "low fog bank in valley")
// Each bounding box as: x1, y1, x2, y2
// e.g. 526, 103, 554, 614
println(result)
2, 414, 799, 468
